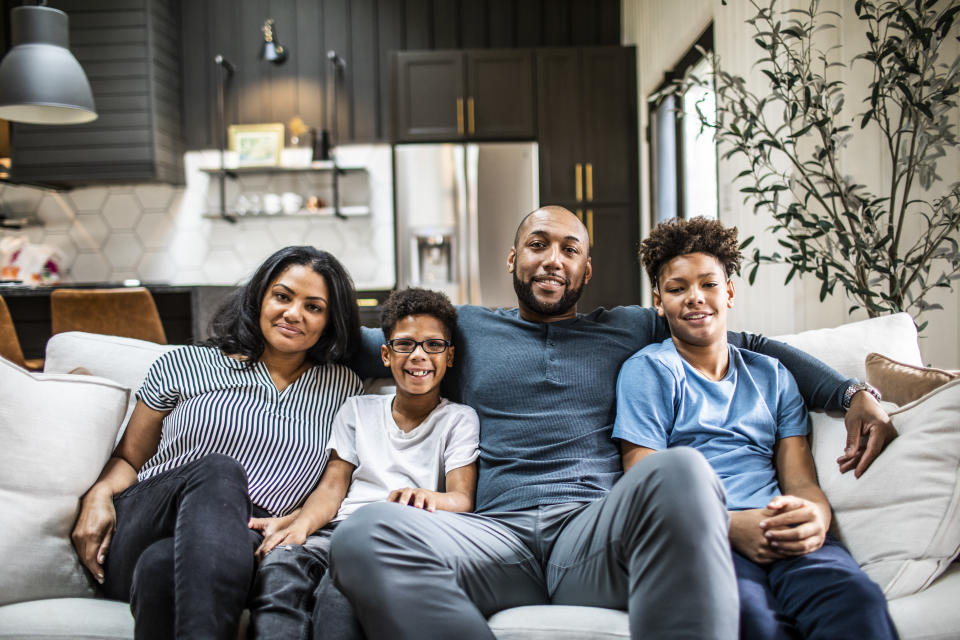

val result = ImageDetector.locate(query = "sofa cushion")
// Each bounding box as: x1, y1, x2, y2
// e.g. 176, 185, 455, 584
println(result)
487, 605, 629, 640
0, 357, 129, 606
772, 312, 921, 382
886, 563, 960, 640
43, 331, 175, 441
866, 352, 959, 406
0, 598, 133, 640
809, 378, 960, 598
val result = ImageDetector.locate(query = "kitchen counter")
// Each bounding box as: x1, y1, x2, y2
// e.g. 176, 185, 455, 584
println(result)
1, 283, 388, 360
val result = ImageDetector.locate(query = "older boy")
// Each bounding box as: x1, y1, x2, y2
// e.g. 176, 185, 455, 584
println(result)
614, 217, 897, 639
248, 287, 479, 640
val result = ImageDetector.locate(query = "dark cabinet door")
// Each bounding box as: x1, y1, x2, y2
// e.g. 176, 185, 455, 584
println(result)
467, 50, 535, 139
575, 205, 642, 312
537, 47, 636, 207
536, 49, 583, 204
393, 49, 535, 143
394, 51, 466, 142
581, 47, 636, 205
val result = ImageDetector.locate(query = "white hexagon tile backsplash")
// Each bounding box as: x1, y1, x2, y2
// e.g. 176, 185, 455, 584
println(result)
0, 145, 395, 289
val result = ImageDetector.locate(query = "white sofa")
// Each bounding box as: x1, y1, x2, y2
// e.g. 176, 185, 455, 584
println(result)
1, 313, 958, 639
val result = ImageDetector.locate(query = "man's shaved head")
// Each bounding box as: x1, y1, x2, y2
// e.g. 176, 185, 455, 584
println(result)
513, 206, 589, 255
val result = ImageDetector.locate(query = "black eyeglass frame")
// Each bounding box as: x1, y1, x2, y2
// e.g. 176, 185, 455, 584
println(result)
385, 338, 452, 354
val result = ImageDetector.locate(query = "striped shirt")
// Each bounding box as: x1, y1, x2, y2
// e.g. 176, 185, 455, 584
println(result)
137, 345, 362, 516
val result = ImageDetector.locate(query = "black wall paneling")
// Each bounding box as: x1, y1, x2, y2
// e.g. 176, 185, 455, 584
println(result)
7, 0, 184, 184
178, 0, 621, 150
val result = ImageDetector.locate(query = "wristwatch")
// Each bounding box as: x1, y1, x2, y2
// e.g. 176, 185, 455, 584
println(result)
842, 382, 882, 410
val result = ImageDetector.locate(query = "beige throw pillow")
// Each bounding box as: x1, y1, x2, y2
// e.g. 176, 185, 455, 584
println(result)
809, 378, 960, 599
0, 356, 129, 606
866, 352, 959, 406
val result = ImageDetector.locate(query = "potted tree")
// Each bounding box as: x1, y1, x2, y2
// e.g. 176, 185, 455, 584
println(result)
679, 0, 959, 330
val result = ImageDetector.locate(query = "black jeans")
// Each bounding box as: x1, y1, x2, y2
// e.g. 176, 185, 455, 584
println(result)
102, 454, 263, 640
248, 524, 364, 640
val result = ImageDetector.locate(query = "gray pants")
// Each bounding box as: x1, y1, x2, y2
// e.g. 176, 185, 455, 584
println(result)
329, 447, 738, 640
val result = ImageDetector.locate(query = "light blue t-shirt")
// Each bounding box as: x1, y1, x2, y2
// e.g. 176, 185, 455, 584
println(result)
613, 339, 809, 511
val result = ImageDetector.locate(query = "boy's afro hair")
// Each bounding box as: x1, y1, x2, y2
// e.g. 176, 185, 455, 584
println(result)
380, 287, 458, 342
639, 217, 742, 288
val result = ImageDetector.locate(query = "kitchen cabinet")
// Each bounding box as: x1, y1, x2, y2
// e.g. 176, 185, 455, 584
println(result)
9, 0, 183, 185
537, 47, 636, 206
537, 46, 641, 309
393, 49, 535, 142
573, 205, 642, 312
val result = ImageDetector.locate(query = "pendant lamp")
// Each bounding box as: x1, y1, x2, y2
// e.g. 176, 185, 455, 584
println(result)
0, 4, 97, 125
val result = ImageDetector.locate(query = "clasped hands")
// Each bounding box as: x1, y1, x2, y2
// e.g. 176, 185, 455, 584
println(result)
729, 495, 827, 565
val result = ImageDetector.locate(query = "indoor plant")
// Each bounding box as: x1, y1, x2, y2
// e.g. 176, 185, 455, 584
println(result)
689, 0, 959, 329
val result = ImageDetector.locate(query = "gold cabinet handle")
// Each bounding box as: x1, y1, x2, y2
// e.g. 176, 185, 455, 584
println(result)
585, 163, 593, 201
467, 97, 475, 134
575, 163, 583, 202
457, 98, 464, 135
586, 209, 594, 247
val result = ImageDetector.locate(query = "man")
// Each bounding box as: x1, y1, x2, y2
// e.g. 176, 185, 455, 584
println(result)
336, 206, 893, 639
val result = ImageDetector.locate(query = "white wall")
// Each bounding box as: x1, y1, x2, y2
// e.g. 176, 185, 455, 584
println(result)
0, 145, 395, 292
623, 0, 960, 367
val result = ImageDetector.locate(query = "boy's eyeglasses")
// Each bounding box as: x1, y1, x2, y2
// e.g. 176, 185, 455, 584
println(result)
386, 338, 451, 354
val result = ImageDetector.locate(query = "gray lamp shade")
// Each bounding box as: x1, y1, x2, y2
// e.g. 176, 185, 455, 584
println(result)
0, 5, 97, 125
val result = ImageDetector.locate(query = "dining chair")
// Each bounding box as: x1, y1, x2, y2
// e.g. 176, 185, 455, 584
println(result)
50, 287, 168, 344
0, 293, 44, 370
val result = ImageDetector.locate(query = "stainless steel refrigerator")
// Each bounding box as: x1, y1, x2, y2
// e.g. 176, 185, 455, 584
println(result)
394, 142, 539, 307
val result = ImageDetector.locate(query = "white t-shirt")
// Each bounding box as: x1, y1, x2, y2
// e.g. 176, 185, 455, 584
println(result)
327, 394, 480, 521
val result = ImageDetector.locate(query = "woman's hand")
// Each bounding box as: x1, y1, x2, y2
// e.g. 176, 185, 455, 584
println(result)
254, 518, 311, 559
249, 511, 298, 539
71, 485, 117, 584
759, 494, 828, 556
388, 487, 441, 512
729, 508, 784, 564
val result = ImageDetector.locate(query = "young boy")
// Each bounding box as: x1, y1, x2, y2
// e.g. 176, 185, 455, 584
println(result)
613, 217, 897, 639
248, 287, 480, 640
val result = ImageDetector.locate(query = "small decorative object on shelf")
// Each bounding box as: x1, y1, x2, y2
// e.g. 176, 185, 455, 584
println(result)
228, 123, 285, 167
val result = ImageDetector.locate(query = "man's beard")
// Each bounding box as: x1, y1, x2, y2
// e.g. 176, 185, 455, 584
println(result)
512, 271, 585, 317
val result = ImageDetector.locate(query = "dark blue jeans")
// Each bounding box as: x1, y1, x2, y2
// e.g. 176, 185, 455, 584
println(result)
733, 534, 898, 639
101, 454, 264, 640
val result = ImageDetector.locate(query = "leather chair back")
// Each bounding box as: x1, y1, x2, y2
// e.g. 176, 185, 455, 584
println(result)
50, 287, 167, 344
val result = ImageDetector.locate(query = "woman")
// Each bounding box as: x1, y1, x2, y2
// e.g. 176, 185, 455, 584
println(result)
71, 246, 363, 640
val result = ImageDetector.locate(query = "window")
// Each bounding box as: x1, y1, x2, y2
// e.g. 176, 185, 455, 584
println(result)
648, 26, 718, 225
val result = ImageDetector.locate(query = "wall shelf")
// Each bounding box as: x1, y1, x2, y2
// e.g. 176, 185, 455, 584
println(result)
200, 161, 370, 222
198, 162, 368, 176
202, 205, 370, 220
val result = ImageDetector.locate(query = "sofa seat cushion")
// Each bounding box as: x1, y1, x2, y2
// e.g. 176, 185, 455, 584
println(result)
0, 598, 133, 640
487, 605, 629, 639
0, 358, 129, 607
887, 563, 960, 640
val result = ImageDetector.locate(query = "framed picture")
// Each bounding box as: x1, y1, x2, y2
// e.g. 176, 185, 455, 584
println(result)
228, 123, 285, 167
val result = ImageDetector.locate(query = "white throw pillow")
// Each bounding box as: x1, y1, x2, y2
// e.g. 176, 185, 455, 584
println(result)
44, 331, 176, 440
772, 312, 921, 382
809, 378, 960, 598
0, 356, 129, 606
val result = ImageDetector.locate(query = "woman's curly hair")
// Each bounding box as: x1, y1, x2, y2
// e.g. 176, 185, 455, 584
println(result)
380, 287, 458, 342
639, 217, 742, 289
